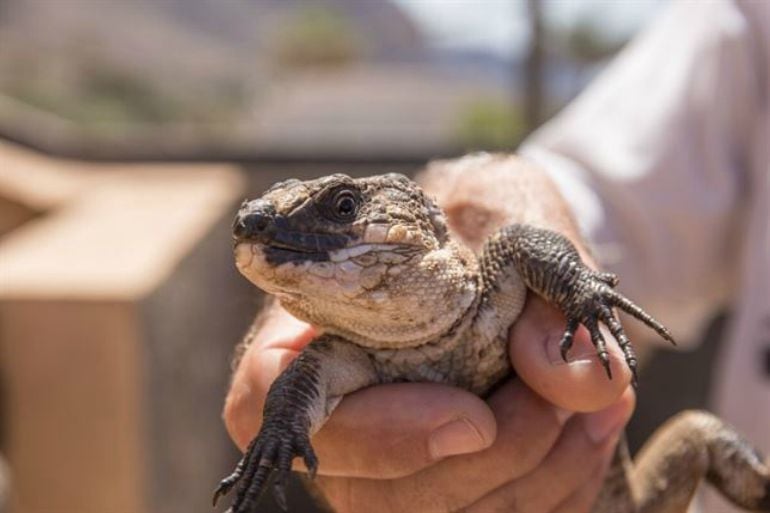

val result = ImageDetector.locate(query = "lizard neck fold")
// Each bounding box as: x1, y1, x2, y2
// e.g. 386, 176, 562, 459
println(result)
280, 242, 481, 350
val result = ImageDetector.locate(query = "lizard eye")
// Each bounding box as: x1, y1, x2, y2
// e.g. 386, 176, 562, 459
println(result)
332, 190, 358, 220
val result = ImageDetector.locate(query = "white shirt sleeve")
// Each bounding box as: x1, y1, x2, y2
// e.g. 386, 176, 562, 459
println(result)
520, 0, 768, 344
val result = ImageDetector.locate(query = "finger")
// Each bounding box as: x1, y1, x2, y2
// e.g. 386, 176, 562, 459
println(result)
224, 307, 316, 450
316, 389, 634, 513
510, 294, 632, 412
463, 388, 634, 513
550, 441, 618, 513
348, 380, 571, 513
308, 382, 496, 478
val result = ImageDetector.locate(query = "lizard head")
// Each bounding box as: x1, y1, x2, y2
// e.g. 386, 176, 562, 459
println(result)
233, 173, 477, 347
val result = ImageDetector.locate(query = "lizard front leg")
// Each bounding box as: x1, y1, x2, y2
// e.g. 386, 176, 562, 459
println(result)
482, 223, 675, 383
214, 334, 378, 512
485, 224, 770, 512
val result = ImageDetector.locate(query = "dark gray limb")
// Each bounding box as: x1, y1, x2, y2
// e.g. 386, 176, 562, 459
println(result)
214, 335, 377, 513
491, 223, 675, 380
628, 411, 770, 513
592, 437, 636, 513
219, 349, 321, 513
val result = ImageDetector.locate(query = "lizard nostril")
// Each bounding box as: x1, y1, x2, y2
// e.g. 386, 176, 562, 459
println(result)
242, 212, 268, 236
233, 198, 276, 241
253, 214, 269, 232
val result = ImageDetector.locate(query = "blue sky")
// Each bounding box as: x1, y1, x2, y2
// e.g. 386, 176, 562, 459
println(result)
392, 0, 665, 58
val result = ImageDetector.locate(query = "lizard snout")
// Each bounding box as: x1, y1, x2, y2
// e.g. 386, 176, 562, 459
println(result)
233, 200, 275, 242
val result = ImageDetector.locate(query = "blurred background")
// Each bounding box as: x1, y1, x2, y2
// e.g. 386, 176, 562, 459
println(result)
0, 0, 660, 159
1, 1, 725, 513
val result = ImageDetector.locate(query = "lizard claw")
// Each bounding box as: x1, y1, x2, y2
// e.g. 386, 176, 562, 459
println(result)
503, 224, 674, 384
215, 420, 316, 512
213, 438, 258, 507
302, 445, 319, 480
213, 480, 233, 507
559, 319, 580, 363
272, 471, 289, 511
558, 272, 674, 385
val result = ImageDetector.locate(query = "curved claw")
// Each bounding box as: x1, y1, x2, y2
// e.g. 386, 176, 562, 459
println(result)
629, 364, 639, 389
504, 224, 674, 385
212, 484, 229, 508
218, 429, 314, 513
213, 464, 248, 506
213, 438, 258, 507
272, 471, 289, 511
303, 449, 318, 480
559, 319, 580, 363
585, 318, 613, 380
559, 274, 673, 385
608, 291, 676, 346
598, 351, 612, 380
213, 466, 242, 506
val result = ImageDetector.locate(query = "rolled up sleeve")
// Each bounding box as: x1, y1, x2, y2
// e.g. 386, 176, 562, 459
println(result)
520, 0, 766, 344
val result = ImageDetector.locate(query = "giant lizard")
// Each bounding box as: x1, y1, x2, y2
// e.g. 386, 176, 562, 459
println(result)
215, 158, 770, 513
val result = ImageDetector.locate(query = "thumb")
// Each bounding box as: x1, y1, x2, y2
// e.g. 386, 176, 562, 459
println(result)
509, 295, 633, 412
309, 382, 497, 479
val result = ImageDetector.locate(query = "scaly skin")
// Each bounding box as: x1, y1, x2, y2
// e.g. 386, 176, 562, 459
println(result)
215, 166, 770, 513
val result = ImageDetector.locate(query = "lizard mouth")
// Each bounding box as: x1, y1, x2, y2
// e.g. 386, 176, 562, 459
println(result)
236, 237, 335, 265
262, 243, 328, 263
253, 229, 351, 264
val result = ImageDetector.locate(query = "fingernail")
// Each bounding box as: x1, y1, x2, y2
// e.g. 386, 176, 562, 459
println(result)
429, 417, 487, 459
583, 401, 628, 444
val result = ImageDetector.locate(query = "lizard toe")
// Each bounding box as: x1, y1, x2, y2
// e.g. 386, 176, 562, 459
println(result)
558, 272, 670, 385
213, 438, 259, 506
220, 420, 313, 513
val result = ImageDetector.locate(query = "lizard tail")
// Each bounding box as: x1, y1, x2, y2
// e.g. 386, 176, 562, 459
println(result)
592, 435, 637, 513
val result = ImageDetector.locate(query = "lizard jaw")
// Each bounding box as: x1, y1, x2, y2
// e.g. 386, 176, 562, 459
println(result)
234, 242, 256, 270
234, 242, 289, 294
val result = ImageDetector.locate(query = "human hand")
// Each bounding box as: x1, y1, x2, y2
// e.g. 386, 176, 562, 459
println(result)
224, 297, 634, 513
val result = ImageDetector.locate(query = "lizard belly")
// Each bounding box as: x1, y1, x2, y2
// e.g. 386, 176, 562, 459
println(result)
366, 331, 512, 396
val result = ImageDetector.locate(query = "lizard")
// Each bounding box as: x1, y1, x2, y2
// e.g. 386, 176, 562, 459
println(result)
214, 159, 770, 513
